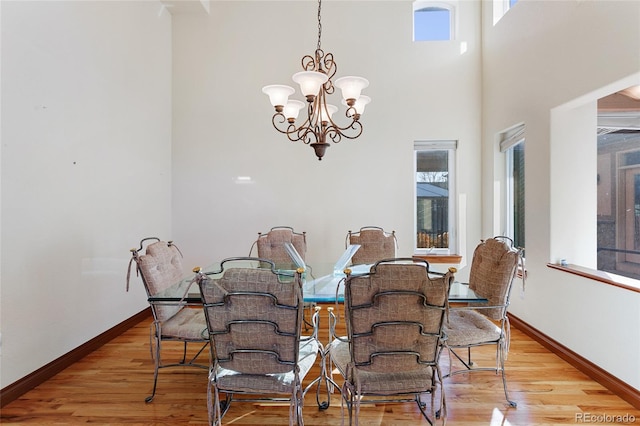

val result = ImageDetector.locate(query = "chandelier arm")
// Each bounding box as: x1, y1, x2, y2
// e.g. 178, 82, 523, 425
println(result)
271, 113, 311, 143
294, 101, 317, 144
322, 120, 364, 143
321, 51, 336, 93
313, 83, 362, 144
301, 54, 317, 72
306, 93, 324, 144
270, 113, 296, 135
323, 126, 343, 145
344, 105, 359, 119
318, 89, 364, 140
297, 126, 319, 145
269, 107, 324, 146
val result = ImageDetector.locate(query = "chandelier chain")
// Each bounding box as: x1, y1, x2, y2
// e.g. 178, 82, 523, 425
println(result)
316, 0, 322, 51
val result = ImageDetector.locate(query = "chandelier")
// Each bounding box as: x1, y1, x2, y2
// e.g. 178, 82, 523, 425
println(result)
262, 0, 370, 161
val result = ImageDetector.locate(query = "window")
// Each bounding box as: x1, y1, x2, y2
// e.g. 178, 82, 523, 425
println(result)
415, 141, 457, 254
550, 84, 640, 287
597, 131, 640, 280
493, 0, 518, 25
500, 124, 525, 252
413, 2, 455, 41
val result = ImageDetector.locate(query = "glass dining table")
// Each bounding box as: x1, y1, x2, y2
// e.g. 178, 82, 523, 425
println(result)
147, 259, 487, 305
143, 257, 487, 412
301, 263, 486, 303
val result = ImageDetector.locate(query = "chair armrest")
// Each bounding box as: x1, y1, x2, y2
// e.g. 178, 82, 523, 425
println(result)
300, 305, 322, 341
327, 307, 349, 344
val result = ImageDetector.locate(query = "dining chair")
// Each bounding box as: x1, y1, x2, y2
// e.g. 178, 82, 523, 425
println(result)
250, 226, 307, 270
346, 226, 397, 265
250, 226, 315, 329
195, 257, 321, 426
442, 236, 523, 408
127, 237, 208, 402
327, 259, 454, 425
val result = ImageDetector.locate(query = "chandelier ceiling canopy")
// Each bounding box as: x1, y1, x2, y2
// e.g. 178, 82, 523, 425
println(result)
262, 0, 370, 161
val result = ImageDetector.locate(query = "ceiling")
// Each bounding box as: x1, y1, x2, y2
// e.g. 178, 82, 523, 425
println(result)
598, 86, 640, 134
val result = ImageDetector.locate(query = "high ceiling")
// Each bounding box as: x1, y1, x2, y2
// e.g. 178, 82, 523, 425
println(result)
599, 88, 640, 112
598, 86, 640, 134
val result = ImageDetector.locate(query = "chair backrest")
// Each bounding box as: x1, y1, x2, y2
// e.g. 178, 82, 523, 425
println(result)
198, 262, 303, 375
130, 238, 184, 322
255, 226, 307, 268
468, 237, 521, 321
344, 260, 453, 372
347, 227, 397, 265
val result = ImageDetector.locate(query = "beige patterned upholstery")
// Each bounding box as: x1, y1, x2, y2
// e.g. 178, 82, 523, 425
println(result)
254, 227, 307, 269
347, 227, 397, 265
467, 237, 520, 320
443, 236, 522, 408
252, 226, 315, 331
328, 260, 454, 425
135, 241, 184, 321
196, 260, 320, 426
128, 238, 208, 403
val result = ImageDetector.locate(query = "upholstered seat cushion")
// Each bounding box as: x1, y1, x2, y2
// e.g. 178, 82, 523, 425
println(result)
214, 338, 319, 394
160, 307, 207, 341
329, 340, 435, 395
444, 309, 501, 347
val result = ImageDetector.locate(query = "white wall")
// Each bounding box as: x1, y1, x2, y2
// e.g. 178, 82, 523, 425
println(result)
481, 0, 640, 390
0, 1, 173, 388
171, 1, 483, 278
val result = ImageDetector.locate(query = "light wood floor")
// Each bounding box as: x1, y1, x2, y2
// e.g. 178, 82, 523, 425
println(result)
2, 307, 639, 425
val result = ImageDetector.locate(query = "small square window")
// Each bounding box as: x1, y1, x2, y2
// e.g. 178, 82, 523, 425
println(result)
414, 6, 452, 41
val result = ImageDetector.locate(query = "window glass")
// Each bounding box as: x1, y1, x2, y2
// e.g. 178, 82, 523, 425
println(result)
506, 142, 525, 252
499, 123, 525, 253
597, 132, 640, 280
414, 5, 452, 41
493, 0, 518, 25
415, 141, 456, 253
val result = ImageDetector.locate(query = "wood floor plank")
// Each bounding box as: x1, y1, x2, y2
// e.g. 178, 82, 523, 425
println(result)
2, 307, 639, 425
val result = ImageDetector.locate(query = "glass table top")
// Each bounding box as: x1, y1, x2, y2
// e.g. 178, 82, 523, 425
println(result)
147, 259, 486, 304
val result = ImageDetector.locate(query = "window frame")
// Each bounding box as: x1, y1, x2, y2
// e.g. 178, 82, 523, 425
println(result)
414, 140, 457, 255
500, 123, 525, 252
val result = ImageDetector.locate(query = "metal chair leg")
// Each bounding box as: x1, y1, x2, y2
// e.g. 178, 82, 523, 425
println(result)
145, 332, 161, 403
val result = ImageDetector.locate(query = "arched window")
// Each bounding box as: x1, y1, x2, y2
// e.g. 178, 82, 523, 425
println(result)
413, 2, 455, 41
